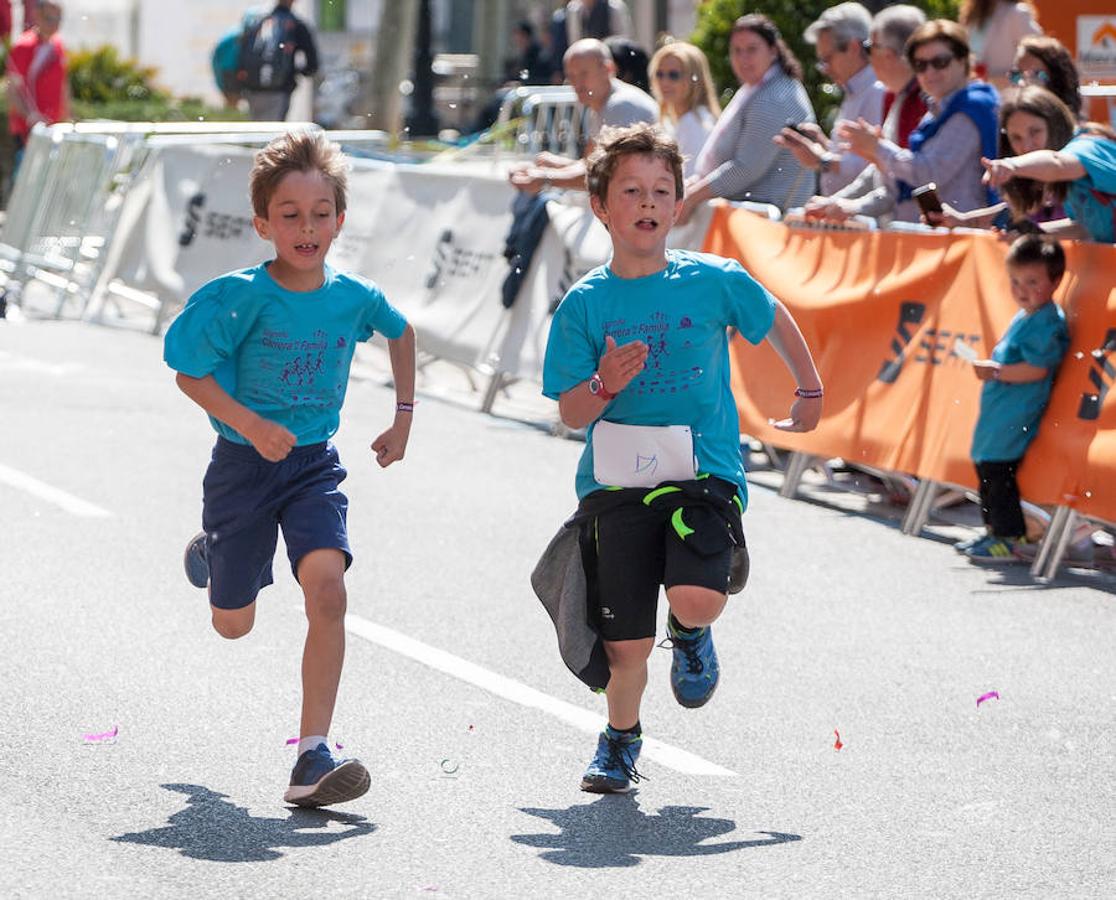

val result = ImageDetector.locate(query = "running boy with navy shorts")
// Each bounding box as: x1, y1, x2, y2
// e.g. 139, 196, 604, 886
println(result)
163, 130, 416, 807
958, 234, 1070, 563
540, 123, 823, 793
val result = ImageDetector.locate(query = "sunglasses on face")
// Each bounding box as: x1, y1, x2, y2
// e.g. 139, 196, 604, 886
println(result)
654, 70, 683, 82
1009, 68, 1050, 86
912, 53, 957, 74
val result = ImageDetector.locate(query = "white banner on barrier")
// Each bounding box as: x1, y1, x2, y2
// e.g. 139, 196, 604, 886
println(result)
104, 144, 519, 372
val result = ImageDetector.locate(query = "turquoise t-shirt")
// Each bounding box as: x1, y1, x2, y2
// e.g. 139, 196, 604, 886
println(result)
542, 250, 776, 505
163, 263, 408, 445
971, 301, 1068, 463
1062, 133, 1116, 243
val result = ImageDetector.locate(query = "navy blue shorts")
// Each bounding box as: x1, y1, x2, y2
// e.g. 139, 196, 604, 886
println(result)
201, 437, 352, 610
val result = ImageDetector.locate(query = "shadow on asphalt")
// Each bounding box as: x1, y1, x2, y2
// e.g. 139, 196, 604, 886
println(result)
511, 794, 801, 867
111, 783, 375, 862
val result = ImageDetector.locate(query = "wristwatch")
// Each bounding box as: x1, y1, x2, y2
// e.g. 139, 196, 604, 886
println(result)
588, 372, 617, 401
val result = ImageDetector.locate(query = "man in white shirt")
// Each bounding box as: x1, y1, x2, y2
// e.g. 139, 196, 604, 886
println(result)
509, 37, 657, 193
776, 2, 885, 195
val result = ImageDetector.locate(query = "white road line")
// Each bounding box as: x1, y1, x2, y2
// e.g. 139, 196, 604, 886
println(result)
343, 612, 737, 777
0, 462, 112, 517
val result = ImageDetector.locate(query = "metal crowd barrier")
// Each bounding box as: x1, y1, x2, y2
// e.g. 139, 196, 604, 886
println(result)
496, 85, 587, 159
0, 121, 328, 326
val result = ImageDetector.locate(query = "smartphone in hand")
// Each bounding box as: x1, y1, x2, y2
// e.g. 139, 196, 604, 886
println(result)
912, 183, 943, 217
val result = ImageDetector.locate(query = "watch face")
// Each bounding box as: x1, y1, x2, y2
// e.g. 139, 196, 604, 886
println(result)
589, 375, 601, 394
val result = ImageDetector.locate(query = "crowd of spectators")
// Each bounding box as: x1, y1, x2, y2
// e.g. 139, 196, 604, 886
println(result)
499, 0, 1115, 248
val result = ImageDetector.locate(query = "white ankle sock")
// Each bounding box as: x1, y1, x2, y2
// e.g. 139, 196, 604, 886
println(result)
297, 735, 328, 756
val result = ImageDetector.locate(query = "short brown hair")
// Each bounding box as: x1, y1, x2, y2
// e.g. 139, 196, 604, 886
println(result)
249, 130, 349, 218
905, 19, 970, 72
1006, 233, 1066, 282
586, 123, 684, 205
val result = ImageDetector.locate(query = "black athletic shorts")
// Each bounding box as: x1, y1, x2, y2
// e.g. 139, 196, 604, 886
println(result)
588, 477, 743, 642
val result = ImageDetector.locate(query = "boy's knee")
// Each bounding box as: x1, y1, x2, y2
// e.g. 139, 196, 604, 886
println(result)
304, 579, 347, 623
211, 607, 255, 639
604, 638, 654, 671
667, 585, 727, 627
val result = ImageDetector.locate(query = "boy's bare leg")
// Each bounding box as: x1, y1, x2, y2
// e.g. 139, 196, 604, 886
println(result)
296, 548, 349, 738
210, 602, 256, 640
666, 585, 727, 629
602, 638, 655, 729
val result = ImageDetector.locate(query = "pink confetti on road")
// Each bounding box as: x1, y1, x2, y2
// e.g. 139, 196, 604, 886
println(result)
82, 725, 118, 744
833, 729, 843, 751
976, 691, 1000, 707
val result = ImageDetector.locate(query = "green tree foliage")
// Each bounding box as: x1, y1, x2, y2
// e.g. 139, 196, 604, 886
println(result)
66, 45, 239, 122
691, 0, 960, 126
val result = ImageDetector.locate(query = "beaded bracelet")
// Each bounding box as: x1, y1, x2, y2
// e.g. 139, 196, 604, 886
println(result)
794, 387, 824, 399
396, 401, 416, 413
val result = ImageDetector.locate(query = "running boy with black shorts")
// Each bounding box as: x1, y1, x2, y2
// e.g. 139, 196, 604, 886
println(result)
958, 234, 1070, 563
540, 123, 823, 793
163, 130, 416, 807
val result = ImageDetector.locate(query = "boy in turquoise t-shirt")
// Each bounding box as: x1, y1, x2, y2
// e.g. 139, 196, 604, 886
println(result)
960, 234, 1070, 563
541, 123, 823, 793
163, 130, 417, 806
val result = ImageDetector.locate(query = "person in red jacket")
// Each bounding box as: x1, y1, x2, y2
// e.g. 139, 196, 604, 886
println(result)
6, 2, 68, 163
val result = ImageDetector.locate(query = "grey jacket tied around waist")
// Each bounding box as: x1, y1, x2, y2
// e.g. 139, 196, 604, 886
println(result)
530, 479, 748, 691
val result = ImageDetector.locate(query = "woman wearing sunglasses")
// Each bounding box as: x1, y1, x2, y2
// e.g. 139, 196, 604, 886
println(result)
1008, 35, 1082, 120
647, 41, 720, 178
837, 19, 1000, 218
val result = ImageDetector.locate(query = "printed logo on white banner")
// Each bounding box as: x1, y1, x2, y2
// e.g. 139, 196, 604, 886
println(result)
424, 228, 498, 297
1079, 16, 1116, 77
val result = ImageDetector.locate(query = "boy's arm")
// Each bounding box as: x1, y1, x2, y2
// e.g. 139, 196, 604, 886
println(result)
763, 300, 823, 432
972, 360, 1049, 383
557, 335, 649, 429
175, 372, 296, 461
371, 324, 417, 468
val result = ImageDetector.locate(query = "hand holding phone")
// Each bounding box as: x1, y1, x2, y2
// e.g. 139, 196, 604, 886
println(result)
912, 183, 943, 217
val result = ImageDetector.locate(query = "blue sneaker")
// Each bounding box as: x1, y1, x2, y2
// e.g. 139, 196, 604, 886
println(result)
283, 743, 370, 807
580, 727, 644, 793
964, 534, 1023, 565
953, 534, 984, 553
183, 531, 209, 588
667, 617, 719, 708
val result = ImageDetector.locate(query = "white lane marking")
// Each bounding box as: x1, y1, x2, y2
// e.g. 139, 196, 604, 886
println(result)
343, 612, 737, 777
0, 462, 112, 517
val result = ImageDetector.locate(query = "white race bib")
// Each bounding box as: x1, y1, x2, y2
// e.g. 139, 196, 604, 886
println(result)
592, 421, 697, 488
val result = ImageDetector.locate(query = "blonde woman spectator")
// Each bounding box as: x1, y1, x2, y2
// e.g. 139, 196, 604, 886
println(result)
648, 42, 721, 178
960, 0, 1041, 85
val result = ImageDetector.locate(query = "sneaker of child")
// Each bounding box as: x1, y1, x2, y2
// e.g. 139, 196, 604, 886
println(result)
184, 531, 209, 588
580, 725, 644, 794
284, 742, 371, 807
666, 614, 720, 707
964, 534, 1026, 564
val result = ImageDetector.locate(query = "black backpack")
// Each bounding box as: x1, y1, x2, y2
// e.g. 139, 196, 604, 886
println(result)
237, 12, 297, 91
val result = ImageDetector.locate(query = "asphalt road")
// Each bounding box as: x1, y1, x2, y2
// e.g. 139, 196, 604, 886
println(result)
1, 318, 1114, 898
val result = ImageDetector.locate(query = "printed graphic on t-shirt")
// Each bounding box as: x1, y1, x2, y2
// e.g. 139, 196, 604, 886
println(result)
604, 312, 705, 396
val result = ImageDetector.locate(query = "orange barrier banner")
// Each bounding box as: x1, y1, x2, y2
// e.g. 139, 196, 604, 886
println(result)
705, 207, 1116, 523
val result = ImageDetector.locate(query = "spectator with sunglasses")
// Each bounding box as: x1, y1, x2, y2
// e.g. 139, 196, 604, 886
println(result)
837, 19, 1000, 218
959, 0, 1041, 87
1008, 35, 1082, 120
648, 41, 720, 178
